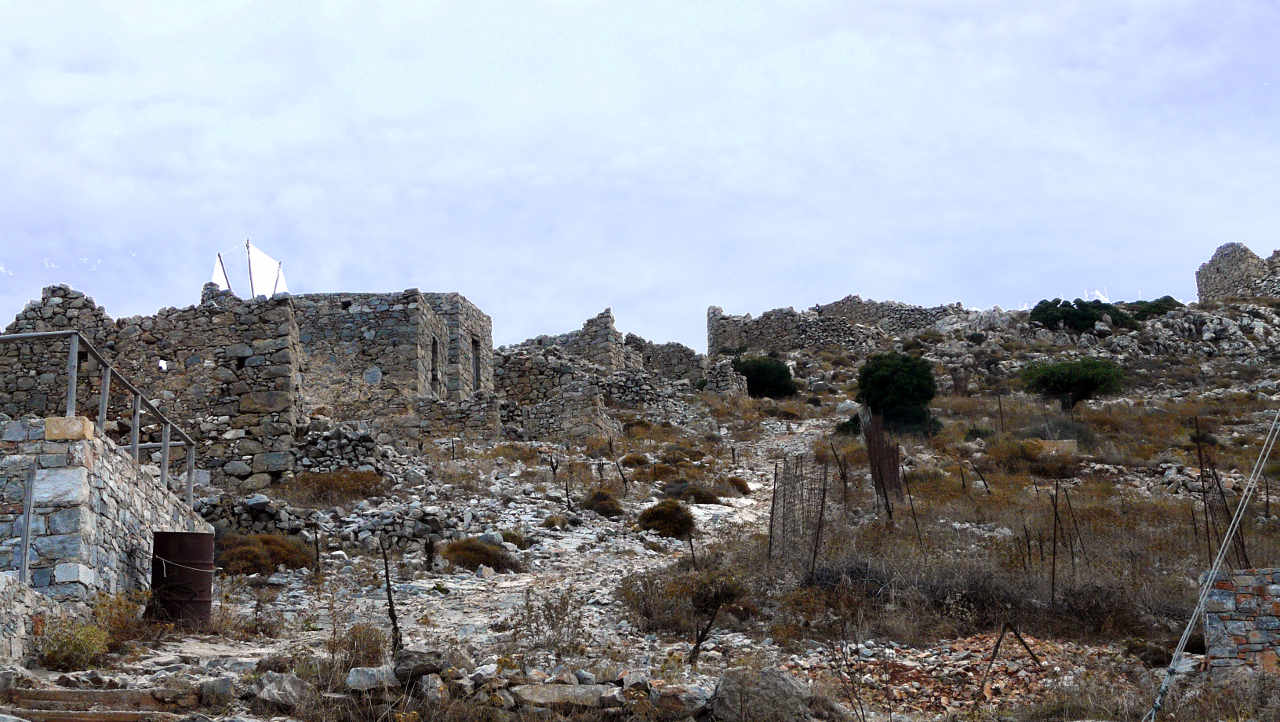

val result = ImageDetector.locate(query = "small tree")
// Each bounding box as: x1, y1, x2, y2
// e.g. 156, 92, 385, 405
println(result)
732, 356, 798, 399
1022, 358, 1123, 410
855, 352, 937, 432
1030, 298, 1135, 334
684, 570, 744, 666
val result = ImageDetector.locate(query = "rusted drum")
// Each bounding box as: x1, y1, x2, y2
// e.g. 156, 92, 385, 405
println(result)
149, 531, 214, 627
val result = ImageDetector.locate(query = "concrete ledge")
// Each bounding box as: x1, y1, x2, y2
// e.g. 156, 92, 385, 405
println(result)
44, 417, 94, 441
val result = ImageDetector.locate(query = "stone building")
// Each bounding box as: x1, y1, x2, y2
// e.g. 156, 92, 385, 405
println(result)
1, 283, 497, 489
1196, 242, 1280, 303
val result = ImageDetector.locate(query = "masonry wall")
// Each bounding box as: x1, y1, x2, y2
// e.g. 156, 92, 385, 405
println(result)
0, 573, 62, 662
624, 334, 702, 382
1196, 243, 1280, 303
293, 290, 450, 419
707, 296, 959, 356
1204, 568, 1280, 674
1, 417, 211, 600
423, 293, 494, 401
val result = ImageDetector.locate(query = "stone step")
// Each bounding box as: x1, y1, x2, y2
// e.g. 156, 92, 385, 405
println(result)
6, 688, 187, 712
0, 707, 183, 722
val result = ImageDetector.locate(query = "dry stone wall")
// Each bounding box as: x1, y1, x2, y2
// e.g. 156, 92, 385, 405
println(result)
707, 296, 962, 356
1, 417, 211, 600
0, 573, 62, 662
1196, 243, 1280, 303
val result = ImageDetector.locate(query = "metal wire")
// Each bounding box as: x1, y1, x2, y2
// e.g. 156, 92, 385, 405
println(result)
1143, 407, 1280, 721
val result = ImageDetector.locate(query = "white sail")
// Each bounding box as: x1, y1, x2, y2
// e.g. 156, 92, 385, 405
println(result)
247, 242, 289, 296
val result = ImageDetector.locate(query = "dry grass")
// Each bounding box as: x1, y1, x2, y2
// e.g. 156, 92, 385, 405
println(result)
217, 533, 315, 576
637, 499, 696, 539
582, 488, 624, 518
275, 469, 387, 507
488, 443, 542, 465
441, 537, 522, 573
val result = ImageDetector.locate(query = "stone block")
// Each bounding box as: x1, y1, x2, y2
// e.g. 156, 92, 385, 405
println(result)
32, 534, 86, 563
44, 417, 94, 441
31, 467, 89, 505
239, 392, 291, 413
47, 507, 88, 534
252, 452, 293, 473
53, 562, 95, 586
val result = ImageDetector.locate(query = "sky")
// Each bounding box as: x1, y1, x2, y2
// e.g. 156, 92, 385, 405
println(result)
1, 1, 1278, 351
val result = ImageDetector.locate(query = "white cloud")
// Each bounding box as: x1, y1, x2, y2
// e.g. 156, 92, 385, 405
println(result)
1, 1, 1278, 348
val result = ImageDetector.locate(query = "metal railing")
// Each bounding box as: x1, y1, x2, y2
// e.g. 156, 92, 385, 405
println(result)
0, 330, 199, 505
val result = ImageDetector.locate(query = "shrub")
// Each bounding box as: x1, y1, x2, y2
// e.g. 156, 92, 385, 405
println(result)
1030, 298, 1134, 333
834, 415, 861, 435
732, 356, 798, 399
501, 529, 532, 549
92, 592, 153, 651
719, 476, 751, 496
38, 617, 108, 671
637, 499, 696, 539
1022, 358, 1123, 410
505, 586, 587, 660
619, 453, 648, 468
582, 488, 624, 518
855, 352, 937, 432
276, 469, 387, 507
964, 426, 994, 441
680, 486, 721, 505
442, 538, 522, 573
327, 623, 387, 670
542, 514, 570, 530
216, 533, 314, 576
1125, 295, 1184, 321
490, 443, 541, 465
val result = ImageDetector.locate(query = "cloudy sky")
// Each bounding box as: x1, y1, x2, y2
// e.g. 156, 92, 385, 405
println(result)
1, 1, 1277, 350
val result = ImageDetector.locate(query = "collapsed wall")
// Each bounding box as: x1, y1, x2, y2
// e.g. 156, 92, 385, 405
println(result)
1, 284, 502, 486
707, 295, 959, 356
1196, 243, 1280, 303
1204, 568, 1280, 675
0, 417, 211, 600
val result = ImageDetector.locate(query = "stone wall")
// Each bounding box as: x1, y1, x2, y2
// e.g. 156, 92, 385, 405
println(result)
1, 417, 211, 600
1196, 243, 1280, 303
422, 293, 494, 401
706, 296, 959, 356
624, 334, 702, 383
494, 349, 619, 439
0, 573, 62, 662
2, 284, 503, 487
293, 290, 449, 416
1204, 568, 1280, 674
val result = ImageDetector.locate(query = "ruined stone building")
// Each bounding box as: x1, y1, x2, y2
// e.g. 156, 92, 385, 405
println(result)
1197, 242, 1280, 303
0, 283, 497, 492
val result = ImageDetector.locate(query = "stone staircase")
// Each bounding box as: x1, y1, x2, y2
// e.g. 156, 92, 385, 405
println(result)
0, 687, 197, 721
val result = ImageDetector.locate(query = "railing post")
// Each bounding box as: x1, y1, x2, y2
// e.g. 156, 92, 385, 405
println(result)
185, 442, 195, 506
160, 423, 171, 491
97, 365, 112, 433
131, 394, 141, 462
19, 466, 35, 584
65, 334, 80, 417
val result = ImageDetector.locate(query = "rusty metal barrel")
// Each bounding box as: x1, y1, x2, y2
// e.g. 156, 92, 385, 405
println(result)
149, 531, 214, 627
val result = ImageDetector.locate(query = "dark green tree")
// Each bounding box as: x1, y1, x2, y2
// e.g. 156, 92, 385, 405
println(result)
731, 356, 798, 399
856, 352, 937, 432
1030, 298, 1135, 333
1022, 358, 1123, 410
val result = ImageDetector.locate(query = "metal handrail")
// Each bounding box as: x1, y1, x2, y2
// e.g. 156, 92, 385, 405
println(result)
0, 329, 198, 505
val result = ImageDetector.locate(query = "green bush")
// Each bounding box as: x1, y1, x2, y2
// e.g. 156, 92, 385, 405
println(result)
834, 415, 862, 435
1022, 358, 1123, 410
38, 617, 109, 671
1030, 298, 1135, 334
638, 499, 696, 539
855, 352, 937, 433
731, 356, 798, 399
1124, 295, 1184, 321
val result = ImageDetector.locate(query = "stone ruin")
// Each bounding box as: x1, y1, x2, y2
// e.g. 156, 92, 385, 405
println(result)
1197, 242, 1280, 303
707, 295, 963, 356
1, 283, 496, 492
